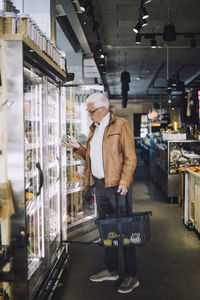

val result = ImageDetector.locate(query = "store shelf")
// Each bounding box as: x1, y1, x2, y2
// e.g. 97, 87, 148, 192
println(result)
25, 142, 39, 150
66, 118, 81, 124
1, 34, 66, 79
68, 215, 95, 229
26, 168, 38, 179
25, 116, 40, 122
67, 186, 84, 194
67, 160, 82, 166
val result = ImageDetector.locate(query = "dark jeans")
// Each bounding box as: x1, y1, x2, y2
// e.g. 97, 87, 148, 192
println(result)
95, 177, 137, 277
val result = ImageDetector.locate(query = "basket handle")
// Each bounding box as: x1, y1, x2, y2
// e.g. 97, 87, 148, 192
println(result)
115, 192, 127, 217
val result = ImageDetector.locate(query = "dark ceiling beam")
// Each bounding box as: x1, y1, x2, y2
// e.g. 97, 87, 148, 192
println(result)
56, 16, 82, 53
147, 63, 165, 89
141, 32, 200, 38
184, 70, 200, 86
57, 0, 93, 57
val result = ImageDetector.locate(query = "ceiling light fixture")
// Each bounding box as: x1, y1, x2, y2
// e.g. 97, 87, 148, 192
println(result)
151, 39, 157, 48
79, 0, 93, 17
140, 18, 147, 27
136, 33, 141, 44
143, 0, 152, 4
139, 6, 149, 19
133, 22, 142, 33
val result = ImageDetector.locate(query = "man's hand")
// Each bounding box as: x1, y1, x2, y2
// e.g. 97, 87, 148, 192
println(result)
117, 184, 128, 196
61, 136, 80, 149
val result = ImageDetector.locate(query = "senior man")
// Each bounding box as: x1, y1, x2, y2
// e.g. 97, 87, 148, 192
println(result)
62, 93, 138, 294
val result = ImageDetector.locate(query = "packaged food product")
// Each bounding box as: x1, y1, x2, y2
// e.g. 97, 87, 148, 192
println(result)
0, 12, 3, 35
189, 166, 197, 172
3, 12, 16, 34
17, 13, 29, 35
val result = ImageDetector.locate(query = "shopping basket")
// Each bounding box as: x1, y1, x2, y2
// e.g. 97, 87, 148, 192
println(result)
95, 211, 152, 248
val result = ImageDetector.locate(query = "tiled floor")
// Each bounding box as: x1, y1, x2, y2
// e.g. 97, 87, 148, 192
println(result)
54, 167, 200, 300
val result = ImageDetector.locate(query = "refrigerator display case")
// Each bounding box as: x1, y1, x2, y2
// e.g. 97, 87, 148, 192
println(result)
152, 140, 200, 199
64, 86, 96, 230
1, 36, 68, 300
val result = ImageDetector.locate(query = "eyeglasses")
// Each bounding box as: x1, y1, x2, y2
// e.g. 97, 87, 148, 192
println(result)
86, 107, 102, 115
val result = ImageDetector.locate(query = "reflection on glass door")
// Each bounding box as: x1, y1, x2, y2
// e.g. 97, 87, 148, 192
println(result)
46, 82, 60, 256
24, 67, 45, 279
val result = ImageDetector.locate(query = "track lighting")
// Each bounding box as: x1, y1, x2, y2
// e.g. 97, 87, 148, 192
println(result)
151, 39, 157, 48
133, 22, 142, 33
143, 0, 152, 4
190, 39, 196, 48
136, 34, 141, 44
139, 6, 149, 19
79, 0, 93, 17
94, 41, 103, 53
140, 18, 147, 27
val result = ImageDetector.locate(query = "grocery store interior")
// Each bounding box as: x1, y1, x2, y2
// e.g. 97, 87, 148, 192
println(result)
0, 0, 200, 299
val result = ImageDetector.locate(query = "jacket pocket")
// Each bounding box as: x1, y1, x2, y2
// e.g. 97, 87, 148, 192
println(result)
107, 133, 120, 137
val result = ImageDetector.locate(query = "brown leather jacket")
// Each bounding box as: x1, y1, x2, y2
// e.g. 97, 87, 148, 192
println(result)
75, 112, 137, 190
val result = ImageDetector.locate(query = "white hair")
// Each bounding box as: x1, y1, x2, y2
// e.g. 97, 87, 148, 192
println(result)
86, 93, 109, 109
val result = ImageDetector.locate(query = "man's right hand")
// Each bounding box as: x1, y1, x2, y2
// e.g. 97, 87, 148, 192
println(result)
61, 137, 80, 149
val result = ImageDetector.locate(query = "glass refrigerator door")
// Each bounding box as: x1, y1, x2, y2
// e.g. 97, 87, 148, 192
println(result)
45, 81, 61, 259
60, 87, 67, 240
65, 86, 96, 229
24, 67, 45, 279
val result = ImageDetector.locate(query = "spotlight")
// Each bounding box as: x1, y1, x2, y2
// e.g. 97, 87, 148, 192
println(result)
140, 18, 147, 27
133, 22, 142, 33
135, 33, 141, 44
190, 39, 196, 48
139, 6, 149, 19
151, 39, 157, 48
80, 0, 93, 17
143, 0, 152, 4
163, 24, 176, 41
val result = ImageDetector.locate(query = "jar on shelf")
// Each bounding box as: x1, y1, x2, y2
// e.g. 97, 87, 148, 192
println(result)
46, 38, 51, 57
41, 32, 47, 53
31, 20, 37, 44
0, 12, 3, 35
17, 13, 30, 36
3, 12, 16, 34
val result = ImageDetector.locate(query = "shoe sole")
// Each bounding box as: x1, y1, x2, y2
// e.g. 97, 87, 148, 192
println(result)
117, 280, 140, 294
90, 275, 119, 282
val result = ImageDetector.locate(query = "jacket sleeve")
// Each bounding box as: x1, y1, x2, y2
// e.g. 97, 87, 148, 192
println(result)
74, 144, 86, 160
119, 120, 137, 187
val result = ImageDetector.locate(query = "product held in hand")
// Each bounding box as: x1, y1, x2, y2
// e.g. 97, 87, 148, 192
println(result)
62, 134, 73, 143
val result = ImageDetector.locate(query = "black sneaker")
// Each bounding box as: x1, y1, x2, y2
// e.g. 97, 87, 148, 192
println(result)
117, 276, 140, 294
89, 269, 119, 282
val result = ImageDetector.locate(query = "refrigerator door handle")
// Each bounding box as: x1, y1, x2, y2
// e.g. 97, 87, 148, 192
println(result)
56, 156, 60, 182
36, 162, 44, 196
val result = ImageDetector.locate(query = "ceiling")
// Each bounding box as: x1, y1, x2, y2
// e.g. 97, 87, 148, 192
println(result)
74, 0, 200, 100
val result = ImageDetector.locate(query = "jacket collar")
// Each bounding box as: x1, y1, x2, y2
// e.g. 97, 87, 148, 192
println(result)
89, 111, 115, 132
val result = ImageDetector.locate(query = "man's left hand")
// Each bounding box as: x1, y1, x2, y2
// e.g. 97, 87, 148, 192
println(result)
117, 185, 128, 196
